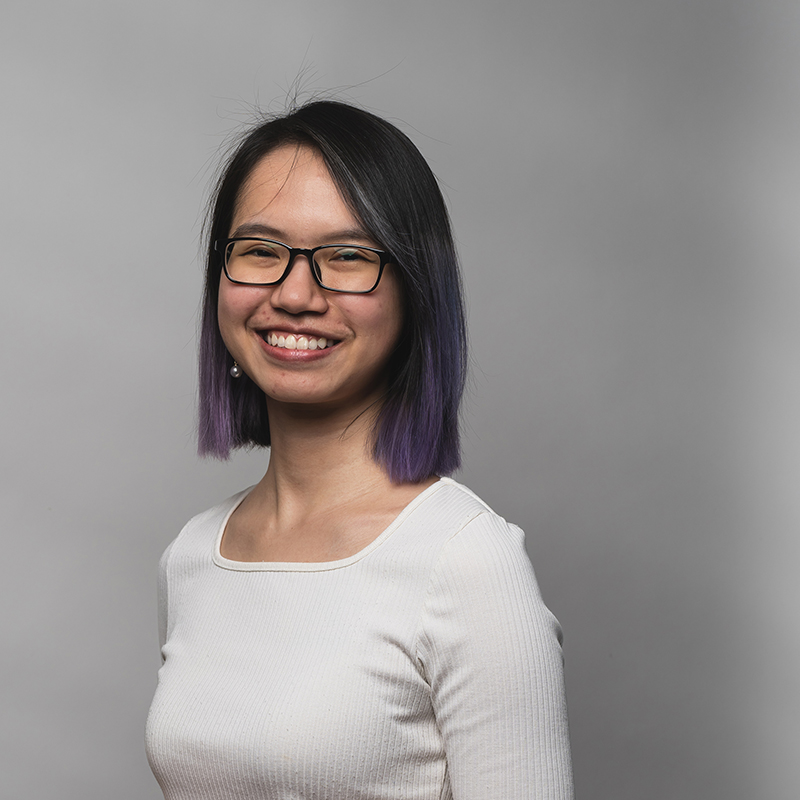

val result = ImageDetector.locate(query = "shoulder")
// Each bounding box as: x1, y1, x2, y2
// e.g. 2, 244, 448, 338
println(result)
423, 478, 529, 567
160, 486, 254, 570
390, 478, 523, 568
410, 478, 505, 537
410, 479, 552, 619
415, 482, 564, 679
423, 478, 557, 615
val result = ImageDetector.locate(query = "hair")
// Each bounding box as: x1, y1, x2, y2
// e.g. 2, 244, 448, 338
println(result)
198, 100, 467, 483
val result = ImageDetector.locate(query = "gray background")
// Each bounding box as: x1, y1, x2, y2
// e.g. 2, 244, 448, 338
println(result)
2, 1, 797, 798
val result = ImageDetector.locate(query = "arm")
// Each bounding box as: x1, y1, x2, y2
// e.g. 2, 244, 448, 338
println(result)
156, 539, 176, 664
416, 513, 574, 799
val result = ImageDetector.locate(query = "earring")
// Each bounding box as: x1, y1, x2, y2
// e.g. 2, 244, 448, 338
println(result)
230, 361, 242, 378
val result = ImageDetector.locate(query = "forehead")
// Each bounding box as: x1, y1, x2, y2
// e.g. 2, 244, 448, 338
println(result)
232, 144, 360, 238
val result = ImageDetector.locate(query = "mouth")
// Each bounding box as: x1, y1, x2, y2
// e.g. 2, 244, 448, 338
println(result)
259, 331, 340, 351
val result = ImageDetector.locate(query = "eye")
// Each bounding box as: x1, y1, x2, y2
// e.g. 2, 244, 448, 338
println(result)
244, 244, 282, 259
328, 247, 378, 264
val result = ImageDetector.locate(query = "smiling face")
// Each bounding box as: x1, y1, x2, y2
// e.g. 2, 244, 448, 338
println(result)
217, 144, 404, 415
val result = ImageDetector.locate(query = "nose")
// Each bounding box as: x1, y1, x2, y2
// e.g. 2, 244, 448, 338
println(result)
269, 254, 329, 315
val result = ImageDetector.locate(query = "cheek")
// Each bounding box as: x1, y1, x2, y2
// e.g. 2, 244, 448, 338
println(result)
370, 271, 405, 348
216, 279, 262, 347
383, 297, 405, 350
358, 301, 403, 361
216, 281, 238, 347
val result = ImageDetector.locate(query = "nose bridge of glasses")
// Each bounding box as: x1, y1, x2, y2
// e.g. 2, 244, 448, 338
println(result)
283, 246, 323, 286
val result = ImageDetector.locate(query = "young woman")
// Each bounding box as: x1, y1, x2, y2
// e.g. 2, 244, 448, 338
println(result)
146, 100, 573, 799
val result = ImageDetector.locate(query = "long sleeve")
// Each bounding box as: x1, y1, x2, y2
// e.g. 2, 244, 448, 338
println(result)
416, 513, 574, 799
156, 539, 176, 663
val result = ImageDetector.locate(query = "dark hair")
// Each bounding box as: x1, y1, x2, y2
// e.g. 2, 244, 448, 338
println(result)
198, 100, 467, 483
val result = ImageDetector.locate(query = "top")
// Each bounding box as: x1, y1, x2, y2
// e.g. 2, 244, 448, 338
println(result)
145, 478, 574, 799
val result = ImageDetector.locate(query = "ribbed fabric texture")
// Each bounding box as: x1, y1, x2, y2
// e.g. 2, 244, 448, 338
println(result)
145, 478, 573, 799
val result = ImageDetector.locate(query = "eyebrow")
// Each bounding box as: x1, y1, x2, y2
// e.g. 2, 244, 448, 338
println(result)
230, 222, 377, 245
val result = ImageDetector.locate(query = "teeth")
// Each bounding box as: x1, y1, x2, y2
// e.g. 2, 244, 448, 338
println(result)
267, 333, 331, 350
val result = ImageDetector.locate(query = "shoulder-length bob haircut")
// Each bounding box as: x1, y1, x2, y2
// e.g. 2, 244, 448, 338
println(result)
198, 100, 467, 484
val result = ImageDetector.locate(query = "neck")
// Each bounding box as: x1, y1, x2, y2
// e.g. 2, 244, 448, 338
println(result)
221, 396, 438, 563
256, 397, 394, 515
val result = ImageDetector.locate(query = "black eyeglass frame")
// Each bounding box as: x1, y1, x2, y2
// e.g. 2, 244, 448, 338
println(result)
215, 237, 391, 294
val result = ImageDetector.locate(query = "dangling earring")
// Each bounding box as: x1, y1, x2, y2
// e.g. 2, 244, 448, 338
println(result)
230, 361, 242, 378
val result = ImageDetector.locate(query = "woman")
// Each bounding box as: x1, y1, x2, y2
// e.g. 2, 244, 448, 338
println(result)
146, 100, 574, 799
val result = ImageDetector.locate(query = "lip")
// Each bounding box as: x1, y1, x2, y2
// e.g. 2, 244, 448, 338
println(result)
259, 327, 341, 343
253, 328, 342, 362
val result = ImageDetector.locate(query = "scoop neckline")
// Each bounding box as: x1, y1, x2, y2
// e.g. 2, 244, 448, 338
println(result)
212, 477, 451, 572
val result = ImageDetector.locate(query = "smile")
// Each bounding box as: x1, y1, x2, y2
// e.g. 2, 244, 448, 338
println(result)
261, 332, 338, 351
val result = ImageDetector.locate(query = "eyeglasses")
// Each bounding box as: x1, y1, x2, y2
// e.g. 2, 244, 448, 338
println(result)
215, 237, 390, 294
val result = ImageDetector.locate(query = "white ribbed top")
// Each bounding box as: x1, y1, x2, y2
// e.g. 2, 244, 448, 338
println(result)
145, 478, 573, 799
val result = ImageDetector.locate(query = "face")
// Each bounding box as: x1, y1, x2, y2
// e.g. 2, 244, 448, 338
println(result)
217, 144, 404, 415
